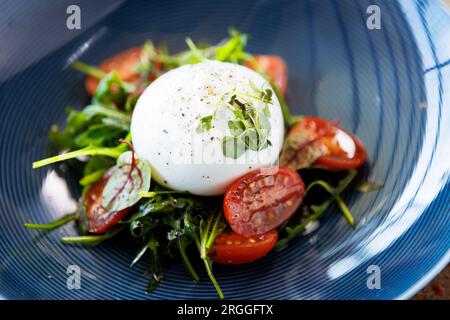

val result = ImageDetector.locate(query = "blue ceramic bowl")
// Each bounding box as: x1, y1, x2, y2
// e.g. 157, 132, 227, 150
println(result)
0, 0, 449, 299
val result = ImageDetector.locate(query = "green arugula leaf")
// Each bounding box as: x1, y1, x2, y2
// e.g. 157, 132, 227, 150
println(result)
279, 130, 325, 170
101, 117, 130, 131
355, 181, 384, 192
83, 104, 131, 123
79, 169, 106, 187
60, 225, 125, 246
139, 28, 252, 71
215, 28, 248, 63
142, 239, 164, 294
199, 211, 226, 299
160, 203, 201, 283
270, 81, 301, 127
24, 212, 79, 231
276, 170, 357, 250
32, 144, 126, 169
74, 124, 125, 148
65, 107, 89, 131
124, 94, 140, 112
177, 236, 200, 282
48, 108, 90, 150
49, 103, 130, 151
128, 192, 204, 284
72, 61, 105, 79
129, 215, 159, 238
184, 37, 207, 63
183, 210, 225, 299
135, 41, 156, 74
83, 156, 114, 176
93, 71, 135, 105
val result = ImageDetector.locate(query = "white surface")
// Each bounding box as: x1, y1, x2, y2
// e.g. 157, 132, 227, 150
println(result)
131, 61, 284, 195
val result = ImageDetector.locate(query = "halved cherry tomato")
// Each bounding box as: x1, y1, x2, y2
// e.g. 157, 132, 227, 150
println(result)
315, 131, 367, 170
85, 47, 162, 95
209, 230, 278, 265
289, 117, 367, 170
245, 55, 288, 95
224, 167, 304, 236
84, 174, 132, 234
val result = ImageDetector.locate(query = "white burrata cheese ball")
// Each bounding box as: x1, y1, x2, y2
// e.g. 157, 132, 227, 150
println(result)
131, 61, 284, 195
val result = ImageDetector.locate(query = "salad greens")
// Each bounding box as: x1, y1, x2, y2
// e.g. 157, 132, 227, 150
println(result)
355, 181, 384, 192
61, 225, 126, 246
124, 190, 225, 295
101, 149, 152, 212
276, 169, 357, 250
24, 212, 79, 231
146, 28, 250, 68
25, 29, 371, 299
197, 83, 274, 159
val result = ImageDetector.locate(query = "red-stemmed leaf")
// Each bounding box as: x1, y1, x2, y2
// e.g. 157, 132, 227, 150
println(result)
279, 130, 325, 170
279, 118, 338, 170
102, 144, 151, 212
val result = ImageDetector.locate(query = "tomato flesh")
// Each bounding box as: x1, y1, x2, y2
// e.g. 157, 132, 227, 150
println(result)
245, 55, 288, 95
85, 46, 162, 95
314, 129, 367, 169
210, 230, 278, 265
289, 117, 367, 169
224, 167, 304, 236
84, 174, 132, 234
